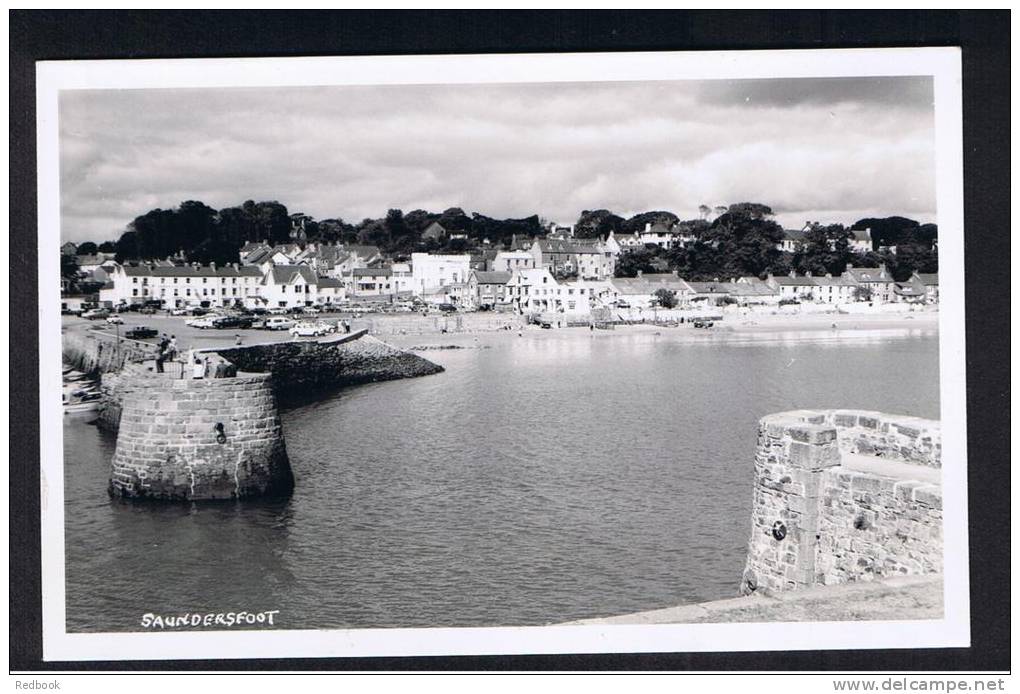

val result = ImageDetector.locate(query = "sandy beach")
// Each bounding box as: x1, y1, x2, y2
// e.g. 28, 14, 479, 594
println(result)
381, 309, 939, 351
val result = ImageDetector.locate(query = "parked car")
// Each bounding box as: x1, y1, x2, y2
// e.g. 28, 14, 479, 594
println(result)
438, 303, 458, 313
82, 309, 109, 320
185, 316, 220, 329
267, 307, 289, 315
170, 308, 190, 316
289, 321, 331, 337
302, 306, 322, 314
139, 307, 157, 315
212, 315, 254, 330
125, 326, 158, 340
105, 315, 124, 325
264, 316, 295, 331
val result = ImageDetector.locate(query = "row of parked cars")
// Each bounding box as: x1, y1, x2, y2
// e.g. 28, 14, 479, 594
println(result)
183, 312, 336, 336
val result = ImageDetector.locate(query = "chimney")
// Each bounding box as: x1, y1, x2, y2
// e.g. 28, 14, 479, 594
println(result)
805, 270, 812, 277
789, 270, 797, 278
210, 262, 216, 271
846, 263, 854, 270
645, 222, 652, 233
825, 272, 832, 278
636, 270, 642, 278
879, 263, 888, 278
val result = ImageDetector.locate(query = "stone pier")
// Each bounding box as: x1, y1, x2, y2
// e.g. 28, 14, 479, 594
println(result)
741, 409, 942, 596
108, 363, 293, 501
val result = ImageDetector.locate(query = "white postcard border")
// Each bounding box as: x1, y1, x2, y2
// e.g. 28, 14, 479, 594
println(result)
36, 47, 968, 661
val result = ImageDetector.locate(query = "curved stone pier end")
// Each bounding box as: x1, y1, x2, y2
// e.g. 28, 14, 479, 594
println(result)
109, 370, 293, 501
742, 409, 942, 597
210, 330, 444, 399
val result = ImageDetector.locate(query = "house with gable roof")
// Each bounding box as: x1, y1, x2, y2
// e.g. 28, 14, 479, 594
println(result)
260, 264, 319, 309
842, 264, 896, 303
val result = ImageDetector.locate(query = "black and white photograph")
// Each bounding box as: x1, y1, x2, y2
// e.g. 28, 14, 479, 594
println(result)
24, 34, 991, 668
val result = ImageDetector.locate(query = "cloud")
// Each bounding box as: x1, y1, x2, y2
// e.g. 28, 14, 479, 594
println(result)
58, 77, 936, 242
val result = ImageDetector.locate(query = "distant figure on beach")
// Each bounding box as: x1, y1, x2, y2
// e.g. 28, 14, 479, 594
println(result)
235, 334, 243, 346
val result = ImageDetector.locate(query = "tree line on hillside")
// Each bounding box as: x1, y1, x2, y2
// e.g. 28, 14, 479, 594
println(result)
614, 204, 938, 282
82, 199, 937, 282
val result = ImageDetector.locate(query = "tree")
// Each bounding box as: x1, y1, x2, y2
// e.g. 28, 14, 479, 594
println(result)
615, 245, 667, 277
697, 202, 785, 278
854, 285, 874, 302
60, 253, 80, 281
97, 241, 117, 253
653, 288, 678, 309
575, 209, 624, 238
621, 210, 680, 233
850, 216, 922, 250
76, 241, 98, 255
698, 204, 711, 220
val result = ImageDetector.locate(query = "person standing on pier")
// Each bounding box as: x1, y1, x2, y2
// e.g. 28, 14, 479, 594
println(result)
155, 334, 168, 373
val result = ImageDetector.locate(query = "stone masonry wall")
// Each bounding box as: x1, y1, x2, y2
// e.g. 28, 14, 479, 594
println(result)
741, 409, 942, 596
63, 329, 158, 375
816, 467, 942, 584
109, 370, 293, 501
211, 331, 443, 399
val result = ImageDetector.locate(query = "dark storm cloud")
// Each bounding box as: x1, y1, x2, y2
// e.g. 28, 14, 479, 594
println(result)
58, 77, 936, 243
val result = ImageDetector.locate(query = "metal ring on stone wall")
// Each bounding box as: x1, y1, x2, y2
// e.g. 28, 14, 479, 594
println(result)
771, 520, 787, 541
214, 422, 227, 444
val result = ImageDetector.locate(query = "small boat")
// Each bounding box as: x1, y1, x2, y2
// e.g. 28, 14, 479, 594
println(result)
64, 400, 101, 414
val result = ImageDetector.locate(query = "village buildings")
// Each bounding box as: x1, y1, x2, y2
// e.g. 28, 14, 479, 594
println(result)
68, 222, 936, 315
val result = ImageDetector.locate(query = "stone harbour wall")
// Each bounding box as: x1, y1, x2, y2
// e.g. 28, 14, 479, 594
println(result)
815, 410, 941, 468
211, 330, 444, 398
63, 329, 158, 375
741, 409, 942, 596
815, 467, 942, 584
109, 370, 293, 501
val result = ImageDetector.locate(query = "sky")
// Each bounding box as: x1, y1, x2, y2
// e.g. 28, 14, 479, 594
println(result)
58, 76, 936, 243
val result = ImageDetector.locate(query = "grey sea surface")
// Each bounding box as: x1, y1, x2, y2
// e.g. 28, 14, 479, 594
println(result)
63, 329, 939, 632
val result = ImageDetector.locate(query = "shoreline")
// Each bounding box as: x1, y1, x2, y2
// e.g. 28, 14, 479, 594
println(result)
382, 310, 938, 350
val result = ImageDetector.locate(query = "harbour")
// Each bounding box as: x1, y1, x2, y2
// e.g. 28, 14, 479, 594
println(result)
63, 325, 939, 632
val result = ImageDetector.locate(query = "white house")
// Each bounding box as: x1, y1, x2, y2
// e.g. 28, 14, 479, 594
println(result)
410, 253, 471, 295
350, 267, 394, 297
609, 273, 693, 309
504, 268, 599, 315
637, 222, 675, 249
848, 228, 873, 254
842, 264, 896, 303
491, 250, 536, 273
107, 263, 264, 308
316, 276, 346, 307
260, 265, 319, 309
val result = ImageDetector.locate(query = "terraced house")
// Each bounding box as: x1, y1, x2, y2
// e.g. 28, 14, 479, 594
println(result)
102, 263, 264, 309
529, 238, 614, 280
